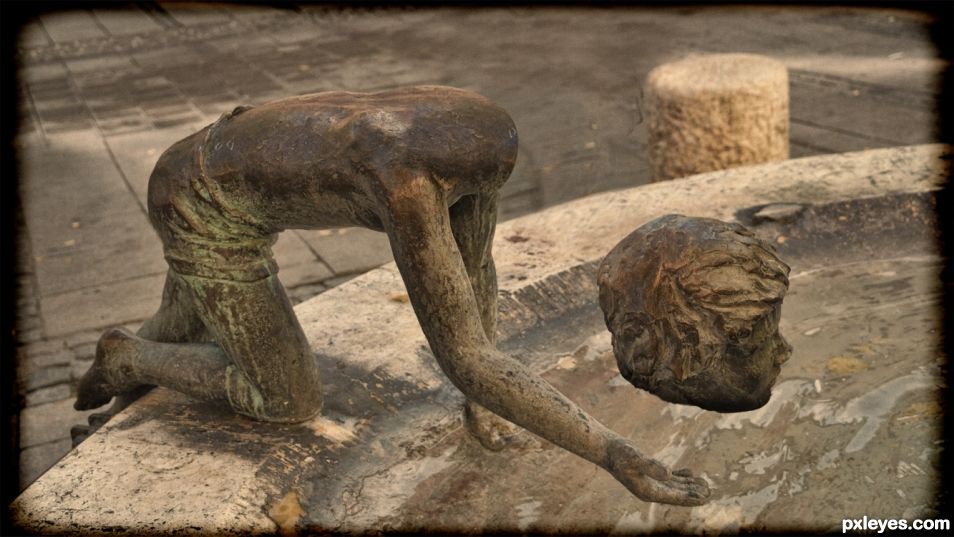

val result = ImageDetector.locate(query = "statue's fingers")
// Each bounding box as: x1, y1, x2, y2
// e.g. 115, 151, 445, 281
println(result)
686, 476, 711, 498
641, 478, 709, 507
629, 454, 674, 482
668, 472, 711, 498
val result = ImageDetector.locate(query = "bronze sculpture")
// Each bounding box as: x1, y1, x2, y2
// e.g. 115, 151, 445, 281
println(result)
75, 86, 710, 506
598, 214, 792, 412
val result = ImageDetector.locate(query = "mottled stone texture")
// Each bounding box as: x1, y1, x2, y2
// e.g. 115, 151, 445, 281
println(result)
647, 53, 789, 181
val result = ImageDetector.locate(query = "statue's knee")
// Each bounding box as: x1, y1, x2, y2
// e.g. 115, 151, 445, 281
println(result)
276, 385, 322, 422
225, 366, 321, 423
224, 366, 267, 419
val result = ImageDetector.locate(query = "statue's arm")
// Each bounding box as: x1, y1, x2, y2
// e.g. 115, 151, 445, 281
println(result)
377, 171, 709, 506
449, 192, 499, 344
376, 171, 607, 453
380, 174, 497, 372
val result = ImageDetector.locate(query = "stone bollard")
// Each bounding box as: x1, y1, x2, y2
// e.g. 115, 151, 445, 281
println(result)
646, 53, 789, 182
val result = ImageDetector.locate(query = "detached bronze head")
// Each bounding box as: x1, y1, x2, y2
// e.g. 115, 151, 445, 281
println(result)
597, 214, 792, 412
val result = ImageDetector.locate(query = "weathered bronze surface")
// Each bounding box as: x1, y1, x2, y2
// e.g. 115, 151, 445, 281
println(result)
598, 214, 792, 412
74, 86, 708, 506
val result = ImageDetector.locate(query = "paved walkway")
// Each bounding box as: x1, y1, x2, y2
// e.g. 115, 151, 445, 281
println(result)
12, 3, 946, 492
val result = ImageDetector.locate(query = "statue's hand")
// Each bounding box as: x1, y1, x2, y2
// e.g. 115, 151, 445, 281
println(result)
463, 400, 519, 451
606, 440, 710, 506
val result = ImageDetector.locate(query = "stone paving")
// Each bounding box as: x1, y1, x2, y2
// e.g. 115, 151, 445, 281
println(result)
12, 3, 947, 492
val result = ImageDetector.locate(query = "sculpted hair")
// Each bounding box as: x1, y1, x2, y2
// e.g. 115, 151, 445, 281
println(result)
598, 214, 790, 398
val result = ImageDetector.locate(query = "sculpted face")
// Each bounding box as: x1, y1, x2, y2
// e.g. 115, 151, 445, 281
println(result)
673, 303, 791, 412
598, 214, 792, 412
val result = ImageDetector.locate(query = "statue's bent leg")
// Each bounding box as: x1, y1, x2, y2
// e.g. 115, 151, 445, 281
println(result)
381, 172, 709, 505
119, 269, 216, 411
74, 269, 212, 418
76, 272, 322, 423
449, 192, 519, 450
137, 269, 214, 343
181, 273, 323, 422
76, 327, 231, 411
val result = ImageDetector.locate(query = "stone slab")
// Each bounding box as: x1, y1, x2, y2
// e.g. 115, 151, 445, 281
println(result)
63, 56, 137, 75
19, 63, 67, 84
104, 123, 208, 209
91, 8, 165, 36
158, 2, 233, 26
30, 205, 166, 297
21, 366, 71, 393
278, 261, 335, 291
19, 439, 73, 492
790, 120, 886, 158
782, 57, 944, 101
24, 385, 72, 408
10, 144, 949, 534
23, 344, 72, 366
19, 398, 97, 449
18, 23, 51, 48
286, 283, 328, 306
790, 83, 937, 147
296, 228, 394, 276
272, 231, 322, 270
216, 4, 287, 23
16, 128, 129, 198
17, 130, 167, 297
129, 46, 207, 70
40, 272, 166, 338
38, 11, 106, 44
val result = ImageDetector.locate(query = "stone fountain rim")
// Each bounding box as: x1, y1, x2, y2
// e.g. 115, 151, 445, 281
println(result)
11, 143, 950, 535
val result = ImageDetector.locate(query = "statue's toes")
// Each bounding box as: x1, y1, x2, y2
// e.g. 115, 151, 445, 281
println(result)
70, 425, 90, 448
88, 411, 112, 429
70, 410, 120, 448
73, 384, 112, 411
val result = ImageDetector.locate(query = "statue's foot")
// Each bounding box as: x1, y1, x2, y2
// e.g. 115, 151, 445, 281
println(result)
605, 439, 710, 506
71, 385, 153, 447
463, 401, 520, 451
70, 411, 111, 447
74, 328, 144, 411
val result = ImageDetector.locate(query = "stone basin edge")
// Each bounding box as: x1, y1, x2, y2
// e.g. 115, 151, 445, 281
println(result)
11, 144, 950, 535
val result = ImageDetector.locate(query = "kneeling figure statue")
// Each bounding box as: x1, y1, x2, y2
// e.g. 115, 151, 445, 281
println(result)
75, 86, 786, 507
